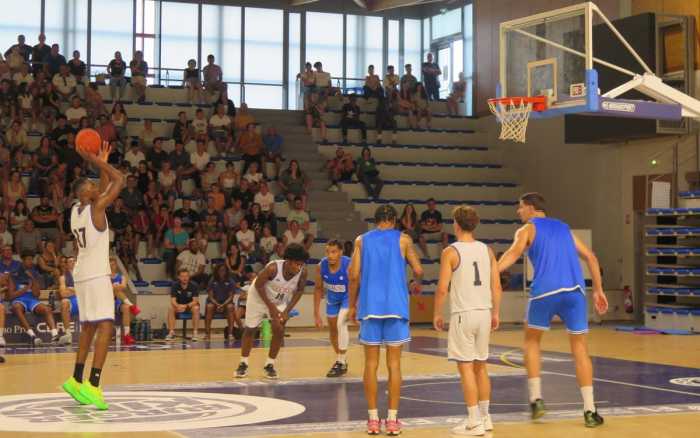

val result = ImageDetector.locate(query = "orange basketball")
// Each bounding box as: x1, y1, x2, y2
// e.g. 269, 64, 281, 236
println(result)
76, 128, 102, 155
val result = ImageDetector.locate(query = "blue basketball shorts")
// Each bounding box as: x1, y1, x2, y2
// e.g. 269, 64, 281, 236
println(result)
526, 290, 588, 334
12, 293, 41, 313
68, 295, 79, 317
115, 298, 123, 314
359, 317, 411, 346
326, 293, 349, 318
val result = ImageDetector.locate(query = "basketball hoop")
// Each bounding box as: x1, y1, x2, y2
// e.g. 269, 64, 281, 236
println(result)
487, 96, 547, 143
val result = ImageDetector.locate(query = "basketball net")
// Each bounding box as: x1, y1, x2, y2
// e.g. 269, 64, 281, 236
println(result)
488, 98, 533, 143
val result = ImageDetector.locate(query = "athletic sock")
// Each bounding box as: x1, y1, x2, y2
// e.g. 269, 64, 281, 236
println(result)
337, 353, 346, 364
387, 409, 398, 421
240, 357, 249, 365
27, 329, 36, 338
73, 363, 85, 383
528, 377, 542, 402
478, 400, 490, 417
368, 409, 379, 421
51, 328, 58, 337
580, 386, 595, 412
124, 326, 130, 336
89, 367, 102, 387
124, 298, 133, 306
467, 405, 481, 426
264, 357, 275, 367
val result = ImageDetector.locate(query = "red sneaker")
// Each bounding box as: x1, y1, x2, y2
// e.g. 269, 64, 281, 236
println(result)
366, 419, 381, 435
122, 334, 136, 345
129, 304, 141, 316
385, 419, 402, 436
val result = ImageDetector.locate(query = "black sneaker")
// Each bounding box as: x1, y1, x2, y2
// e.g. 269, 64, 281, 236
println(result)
0, 356, 5, 363
263, 364, 278, 380
584, 410, 604, 428
51, 333, 62, 344
224, 326, 230, 341
530, 398, 546, 420
29, 335, 42, 347
235, 362, 248, 378
326, 361, 348, 378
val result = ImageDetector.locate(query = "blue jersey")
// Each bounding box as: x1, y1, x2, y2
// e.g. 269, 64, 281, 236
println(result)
358, 229, 409, 320
320, 256, 350, 304
0, 259, 21, 275
111, 273, 122, 285
12, 266, 39, 291
527, 217, 585, 299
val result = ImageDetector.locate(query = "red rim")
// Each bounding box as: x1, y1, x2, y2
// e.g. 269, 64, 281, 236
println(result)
488, 96, 547, 112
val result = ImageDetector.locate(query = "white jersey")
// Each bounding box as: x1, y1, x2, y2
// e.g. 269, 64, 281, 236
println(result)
249, 260, 304, 307
70, 203, 111, 282
449, 241, 492, 313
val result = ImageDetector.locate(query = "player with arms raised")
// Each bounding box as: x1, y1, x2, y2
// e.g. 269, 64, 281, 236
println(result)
61, 141, 126, 410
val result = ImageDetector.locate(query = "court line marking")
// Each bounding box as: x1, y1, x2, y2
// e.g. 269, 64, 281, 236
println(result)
500, 349, 700, 398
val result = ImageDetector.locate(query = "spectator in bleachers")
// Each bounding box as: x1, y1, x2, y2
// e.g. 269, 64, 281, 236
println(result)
132, 207, 153, 257
166, 268, 201, 341
199, 196, 223, 229
259, 224, 277, 262
304, 92, 327, 142
46, 44, 66, 78
50, 117, 73, 147
158, 161, 178, 210
52, 64, 76, 103
152, 201, 171, 253
208, 182, 226, 212
111, 102, 128, 145
283, 219, 312, 252
375, 94, 397, 145
124, 140, 145, 170
279, 160, 309, 209
170, 141, 195, 187
297, 62, 315, 110
174, 198, 199, 234
190, 138, 211, 184
143, 180, 164, 213
4, 170, 26, 209
110, 257, 138, 345
219, 87, 237, 118
262, 127, 283, 177
65, 96, 87, 127
205, 263, 240, 340
398, 204, 419, 242
235, 218, 257, 259
418, 198, 449, 258
422, 53, 441, 101
245, 203, 268, 238
163, 217, 189, 278
0, 62, 11, 82
413, 83, 432, 129
203, 54, 224, 103
135, 160, 156, 195
0, 245, 20, 274
269, 241, 285, 262
400, 63, 417, 94
224, 197, 245, 231
140, 119, 157, 149
146, 137, 169, 173
192, 108, 209, 138
10, 251, 60, 345
254, 181, 276, 235
234, 103, 255, 133
0, 218, 12, 248
340, 95, 367, 144
218, 161, 240, 198
6, 119, 28, 150
384, 65, 399, 96
31, 34, 50, 74
223, 244, 245, 286
209, 103, 233, 156
108, 51, 128, 102
5, 35, 31, 62
176, 239, 208, 286
9, 199, 30, 232
58, 255, 77, 344
242, 161, 264, 192
96, 114, 118, 145
37, 240, 60, 288
14, 62, 33, 90
200, 161, 219, 193
364, 65, 383, 99
447, 72, 466, 116
0, 79, 17, 120
85, 83, 106, 118
130, 50, 148, 103
202, 213, 226, 255
237, 123, 264, 175
184, 59, 203, 104
356, 147, 384, 199
325, 146, 355, 192
286, 196, 311, 233
313, 61, 332, 98
6, 46, 24, 73
120, 175, 145, 213
173, 111, 193, 145
68, 50, 86, 87
31, 196, 62, 248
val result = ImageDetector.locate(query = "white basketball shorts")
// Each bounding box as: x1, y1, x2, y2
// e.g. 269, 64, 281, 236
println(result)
75, 275, 115, 323
447, 309, 491, 362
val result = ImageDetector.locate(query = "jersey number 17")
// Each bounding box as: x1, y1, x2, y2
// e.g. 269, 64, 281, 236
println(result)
73, 227, 87, 249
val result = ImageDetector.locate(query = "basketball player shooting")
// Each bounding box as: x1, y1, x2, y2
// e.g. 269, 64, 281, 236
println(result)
62, 141, 125, 410
498, 193, 608, 427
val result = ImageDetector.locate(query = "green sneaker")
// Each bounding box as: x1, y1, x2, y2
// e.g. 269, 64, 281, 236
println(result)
61, 377, 89, 405
530, 398, 546, 420
79, 382, 109, 410
584, 410, 604, 427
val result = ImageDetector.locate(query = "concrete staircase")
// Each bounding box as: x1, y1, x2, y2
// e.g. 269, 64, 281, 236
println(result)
251, 109, 368, 242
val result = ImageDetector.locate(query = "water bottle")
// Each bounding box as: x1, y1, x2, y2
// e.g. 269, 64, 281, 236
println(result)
48, 291, 56, 311
145, 320, 152, 341
161, 323, 167, 339
165, 70, 170, 86
261, 319, 272, 348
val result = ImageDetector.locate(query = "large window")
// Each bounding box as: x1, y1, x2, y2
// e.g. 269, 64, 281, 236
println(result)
244, 7, 283, 108
306, 12, 343, 82
91, 0, 133, 70
135, 0, 157, 73
432, 8, 462, 40
346, 15, 383, 85
464, 4, 474, 115
202, 4, 241, 104
161, 1, 198, 79
288, 13, 301, 110
404, 19, 422, 80
388, 20, 399, 75
0, 0, 41, 52
45, 0, 88, 59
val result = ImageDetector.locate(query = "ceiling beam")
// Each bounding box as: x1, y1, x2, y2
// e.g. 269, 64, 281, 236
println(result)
368, 0, 437, 12
289, 0, 321, 6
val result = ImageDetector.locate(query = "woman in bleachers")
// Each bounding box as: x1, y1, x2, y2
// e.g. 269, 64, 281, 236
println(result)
278, 159, 310, 209
9, 198, 29, 233
172, 111, 193, 145
245, 203, 267, 240
111, 102, 128, 147
224, 242, 246, 284
259, 224, 277, 264
413, 83, 432, 130
218, 161, 240, 199
158, 161, 178, 210
143, 180, 164, 212
140, 119, 156, 149
183, 59, 204, 104
398, 204, 420, 242
135, 160, 156, 195
224, 198, 245, 233
447, 72, 466, 116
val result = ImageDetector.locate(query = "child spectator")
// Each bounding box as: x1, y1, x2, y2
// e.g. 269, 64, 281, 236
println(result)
183, 59, 203, 104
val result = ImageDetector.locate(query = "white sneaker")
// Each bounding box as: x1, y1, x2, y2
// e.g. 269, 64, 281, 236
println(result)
482, 415, 493, 431
451, 419, 485, 436
327, 184, 339, 192
165, 332, 175, 341
59, 333, 73, 345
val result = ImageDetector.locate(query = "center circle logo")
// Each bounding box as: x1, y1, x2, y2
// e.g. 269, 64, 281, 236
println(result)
670, 377, 700, 387
0, 391, 306, 432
